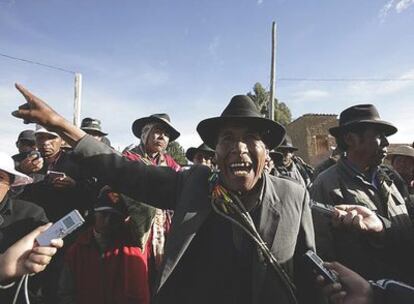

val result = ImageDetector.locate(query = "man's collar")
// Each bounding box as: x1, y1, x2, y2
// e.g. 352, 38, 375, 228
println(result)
0, 193, 12, 215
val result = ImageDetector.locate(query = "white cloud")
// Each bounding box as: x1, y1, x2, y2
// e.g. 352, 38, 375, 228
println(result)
396, 0, 414, 12
379, 0, 414, 21
346, 69, 414, 99
257, 0, 263, 5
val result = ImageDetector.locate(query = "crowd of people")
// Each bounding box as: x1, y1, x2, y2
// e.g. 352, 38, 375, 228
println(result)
0, 83, 413, 304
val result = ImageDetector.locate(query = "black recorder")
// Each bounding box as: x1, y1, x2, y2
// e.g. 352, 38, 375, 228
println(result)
310, 200, 335, 218
304, 250, 339, 284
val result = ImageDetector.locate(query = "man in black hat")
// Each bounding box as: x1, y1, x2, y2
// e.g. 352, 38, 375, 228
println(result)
13, 85, 318, 304
275, 135, 313, 189
310, 104, 414, 284
12, 130, 40, 172
185, 143, 215, 169
80, 117, 110, 144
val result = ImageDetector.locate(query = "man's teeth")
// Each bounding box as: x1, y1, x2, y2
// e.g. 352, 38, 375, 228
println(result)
229, 162, 252, 176
230, 162, 251, 168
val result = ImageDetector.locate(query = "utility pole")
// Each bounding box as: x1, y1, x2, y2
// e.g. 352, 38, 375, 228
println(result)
73, 73, 82, 127
269, 21, 277, 121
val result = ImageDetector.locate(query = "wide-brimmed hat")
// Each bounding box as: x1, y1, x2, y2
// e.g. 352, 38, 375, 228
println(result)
197, 95, 286, 149
276, 135, 298, 152
81, 117, 108, 136
0, 152, 33, 187
329, 104, 397, 137
387, 145, 414, 160
94, 187, 128, 218
16, 130, 35, 144
186, 143, 215, 161
34, 124, 59, 138
132, 113, 180, 141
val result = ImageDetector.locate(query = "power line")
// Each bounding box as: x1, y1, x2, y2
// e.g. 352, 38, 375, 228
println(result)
278, 77, 414, 82
0, 52, 76, 74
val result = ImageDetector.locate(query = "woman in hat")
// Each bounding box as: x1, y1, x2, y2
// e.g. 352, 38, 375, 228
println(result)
124, 113, 181, 170
58, 187, 150, 304
122, 113, 181, 291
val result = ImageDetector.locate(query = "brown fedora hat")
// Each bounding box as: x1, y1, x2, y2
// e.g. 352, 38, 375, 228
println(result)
329, 104, 397, 137
186, 143, 215, 161
387, 145, 414, 159
132, 113, 180, 141
196, 95, 286, 150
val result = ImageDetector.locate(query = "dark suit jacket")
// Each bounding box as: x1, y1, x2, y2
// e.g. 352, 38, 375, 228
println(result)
73, 136, 318, 304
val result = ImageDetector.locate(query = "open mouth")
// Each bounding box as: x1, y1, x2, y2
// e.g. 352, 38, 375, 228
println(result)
229, 162, 253, 176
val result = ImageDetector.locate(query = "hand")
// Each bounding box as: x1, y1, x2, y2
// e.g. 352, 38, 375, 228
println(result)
316, 262, 373, 304
332, 205, 384, 233
19, 154, 44, 174
11, 84, 86, 146
52, 176, 76, 189
0, 224, 63, 282
12, 84, 64, 130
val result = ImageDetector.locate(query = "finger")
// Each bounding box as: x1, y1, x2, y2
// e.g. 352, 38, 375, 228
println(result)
342, 209, 358, 226
31, 246, 57, 256
335, 204, 352, 211
15, 83, 35, 103
352, 214, 364, 230
50, 239, 64, 248
330, 291, 346, 304
24, 260, 47, 274
26, 251, 53, 265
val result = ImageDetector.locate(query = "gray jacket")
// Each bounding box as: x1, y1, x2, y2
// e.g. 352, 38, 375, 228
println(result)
73, 136, 318, 304
310, 158, 414, 283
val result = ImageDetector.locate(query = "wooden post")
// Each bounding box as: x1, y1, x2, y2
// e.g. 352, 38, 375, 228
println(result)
73, 73, 82, 127
269, 22, 277, 121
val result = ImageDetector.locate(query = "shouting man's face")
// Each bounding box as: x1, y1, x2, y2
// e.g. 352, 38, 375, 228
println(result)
215, 124, 266, 193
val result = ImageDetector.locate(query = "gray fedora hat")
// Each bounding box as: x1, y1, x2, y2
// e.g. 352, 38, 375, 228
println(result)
197, 95, 286, 150
132, 113, 180, 141
276, 135, 298, 152
81, 117, 108, 136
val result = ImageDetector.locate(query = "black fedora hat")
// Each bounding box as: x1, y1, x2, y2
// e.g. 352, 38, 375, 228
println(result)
132, 113, 180, 141
329, 104, 397, 137
186, 143, 215, 161
81, 117, 108, 136
276, 135, 298, 152
17, 130, 35, 143
196, 95, 286, 150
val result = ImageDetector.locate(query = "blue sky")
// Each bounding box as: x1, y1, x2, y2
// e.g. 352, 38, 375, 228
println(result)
1, 0, 413, 155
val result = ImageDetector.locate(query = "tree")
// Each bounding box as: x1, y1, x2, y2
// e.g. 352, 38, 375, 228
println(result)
247, 82, 292, 126
167, 141, 188, 165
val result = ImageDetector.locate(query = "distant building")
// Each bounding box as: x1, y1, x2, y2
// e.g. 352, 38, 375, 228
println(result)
286, 114, 338, 167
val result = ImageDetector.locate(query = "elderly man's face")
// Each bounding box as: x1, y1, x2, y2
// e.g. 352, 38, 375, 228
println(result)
35, 133, 62, 158
146, 124, 170, 154
215, 124, 266, 193
392, 155, 414, 181
346, 127, 389, 168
